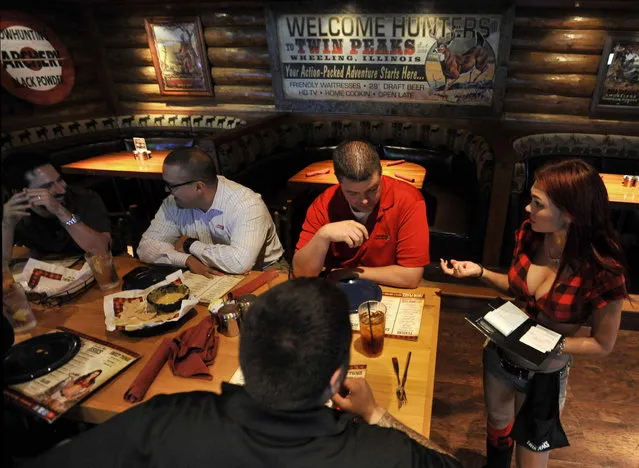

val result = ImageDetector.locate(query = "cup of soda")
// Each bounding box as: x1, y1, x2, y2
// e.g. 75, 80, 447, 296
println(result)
358, 301, 386, 357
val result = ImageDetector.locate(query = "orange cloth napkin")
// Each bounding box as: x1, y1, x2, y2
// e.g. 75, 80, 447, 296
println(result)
124, 316, 219, 403
394, 172, 415, 183
305, 168, 330, 177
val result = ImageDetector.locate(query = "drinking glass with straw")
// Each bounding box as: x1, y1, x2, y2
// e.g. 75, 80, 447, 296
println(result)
357, 301, 386, 357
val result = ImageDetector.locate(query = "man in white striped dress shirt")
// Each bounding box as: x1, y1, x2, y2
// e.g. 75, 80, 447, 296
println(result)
137, 148, 284, 276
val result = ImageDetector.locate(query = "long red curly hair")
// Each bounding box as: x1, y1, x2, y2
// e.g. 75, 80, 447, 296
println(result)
533, 158, 628, 298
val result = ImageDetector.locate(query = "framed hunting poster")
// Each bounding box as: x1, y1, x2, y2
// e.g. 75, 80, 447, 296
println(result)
144, 17, 213, 96
266, 3, 514, 117
591, 33, 639, 118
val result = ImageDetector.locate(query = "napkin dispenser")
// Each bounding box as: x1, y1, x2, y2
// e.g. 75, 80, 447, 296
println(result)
133, 149, 152, 161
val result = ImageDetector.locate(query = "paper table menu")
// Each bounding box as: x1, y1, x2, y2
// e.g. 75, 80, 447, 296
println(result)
182, 271, 245, 304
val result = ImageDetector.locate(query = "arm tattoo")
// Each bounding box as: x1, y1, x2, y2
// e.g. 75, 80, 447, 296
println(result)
376, 411, 454, 457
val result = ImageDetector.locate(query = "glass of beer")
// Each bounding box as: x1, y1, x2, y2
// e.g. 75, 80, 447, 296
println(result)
85, 250, 120, 292
2, 264, 37, 333
358, 301, 386, 357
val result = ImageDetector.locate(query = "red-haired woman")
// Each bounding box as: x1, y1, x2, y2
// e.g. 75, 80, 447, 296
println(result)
442, 159, 628, 468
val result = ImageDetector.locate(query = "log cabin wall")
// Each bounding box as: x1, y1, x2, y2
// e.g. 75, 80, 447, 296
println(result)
93, 1, 276, 121
503, 1, 639, 132
4, 1, 638, 132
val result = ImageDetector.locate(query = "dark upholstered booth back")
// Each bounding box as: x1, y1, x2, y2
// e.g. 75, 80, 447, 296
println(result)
212, 117, 495, 265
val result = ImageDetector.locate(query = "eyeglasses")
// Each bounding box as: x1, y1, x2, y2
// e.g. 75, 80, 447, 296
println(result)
164, 180, 201, 193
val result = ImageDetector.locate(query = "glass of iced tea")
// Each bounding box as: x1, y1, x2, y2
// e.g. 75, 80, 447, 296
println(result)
358, 301, 386, 357
85, 250, 120, 292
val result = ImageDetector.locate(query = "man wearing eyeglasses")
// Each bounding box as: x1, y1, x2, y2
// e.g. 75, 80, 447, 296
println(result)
137, 148, 283, 276
2, 154, 111, 264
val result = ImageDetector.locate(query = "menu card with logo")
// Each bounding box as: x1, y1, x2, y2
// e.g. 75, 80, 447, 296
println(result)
349, 292, 424, 341
133, 137, 148, 152
4, 328, 139, 423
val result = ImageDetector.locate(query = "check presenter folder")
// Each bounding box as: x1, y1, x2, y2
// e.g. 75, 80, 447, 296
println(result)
465, 298, 564, 368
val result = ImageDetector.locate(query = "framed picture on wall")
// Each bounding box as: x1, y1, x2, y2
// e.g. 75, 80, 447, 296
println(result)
591, 33, 639, 118
144, 17, 213, 96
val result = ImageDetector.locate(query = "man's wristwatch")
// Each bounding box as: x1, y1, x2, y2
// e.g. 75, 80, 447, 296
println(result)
182, 237, 197, 254
63, 214, 81, 226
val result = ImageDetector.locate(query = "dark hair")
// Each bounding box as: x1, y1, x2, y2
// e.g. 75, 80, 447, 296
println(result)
534, 159, 628, 297
332, 140, 381, 182
164, 147, 217, 185
239, 278, 352, 410
2, 153, 55, 192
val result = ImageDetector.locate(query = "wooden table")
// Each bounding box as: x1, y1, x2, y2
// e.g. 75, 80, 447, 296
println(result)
601, 173, 639, 208
61, 150, 170, 179
601, 173, 639, 232
16, 257, 441, 435
288, 160, 426, 190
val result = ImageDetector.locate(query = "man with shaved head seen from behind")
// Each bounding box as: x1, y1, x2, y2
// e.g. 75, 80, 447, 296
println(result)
137, 148, 283, 276
25, 278, 461, 468
294, 140, 430, 288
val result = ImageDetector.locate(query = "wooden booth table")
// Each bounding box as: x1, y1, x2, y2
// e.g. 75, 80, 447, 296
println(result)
15, 257, 442, 436
60, 150, 170, 216
61, 150, 170, 180
601, 173, 639, 232
289, 160, 426, 191
601, 173, 639, 208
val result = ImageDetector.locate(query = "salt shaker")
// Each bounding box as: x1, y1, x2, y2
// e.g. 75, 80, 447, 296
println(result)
235, 294, 257, 317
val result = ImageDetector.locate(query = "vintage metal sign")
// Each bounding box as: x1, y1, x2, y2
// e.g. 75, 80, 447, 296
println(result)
0, 11, 75, 105
273, 13, 502, 107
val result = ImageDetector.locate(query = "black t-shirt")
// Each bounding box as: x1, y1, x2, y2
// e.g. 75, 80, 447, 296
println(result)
26, 384, 461, 468
14, 186, 110, 255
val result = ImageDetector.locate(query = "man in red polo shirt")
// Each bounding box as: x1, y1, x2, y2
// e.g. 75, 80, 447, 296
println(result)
293, 140, 429, 288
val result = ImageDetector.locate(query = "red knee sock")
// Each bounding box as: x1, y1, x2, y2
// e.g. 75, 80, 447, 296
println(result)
487, 421, 513, 449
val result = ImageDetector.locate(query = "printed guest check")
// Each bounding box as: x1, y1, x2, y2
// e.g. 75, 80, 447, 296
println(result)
350, 292, 425, 340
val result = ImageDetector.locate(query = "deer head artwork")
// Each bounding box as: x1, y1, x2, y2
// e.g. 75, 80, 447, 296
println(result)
429, 30, 490, 92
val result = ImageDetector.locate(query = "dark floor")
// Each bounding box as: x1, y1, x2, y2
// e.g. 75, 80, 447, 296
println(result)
430, 302, 639, 468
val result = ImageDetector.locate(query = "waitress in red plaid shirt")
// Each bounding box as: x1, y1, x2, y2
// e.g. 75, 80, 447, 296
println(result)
441, 159, 628, 468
